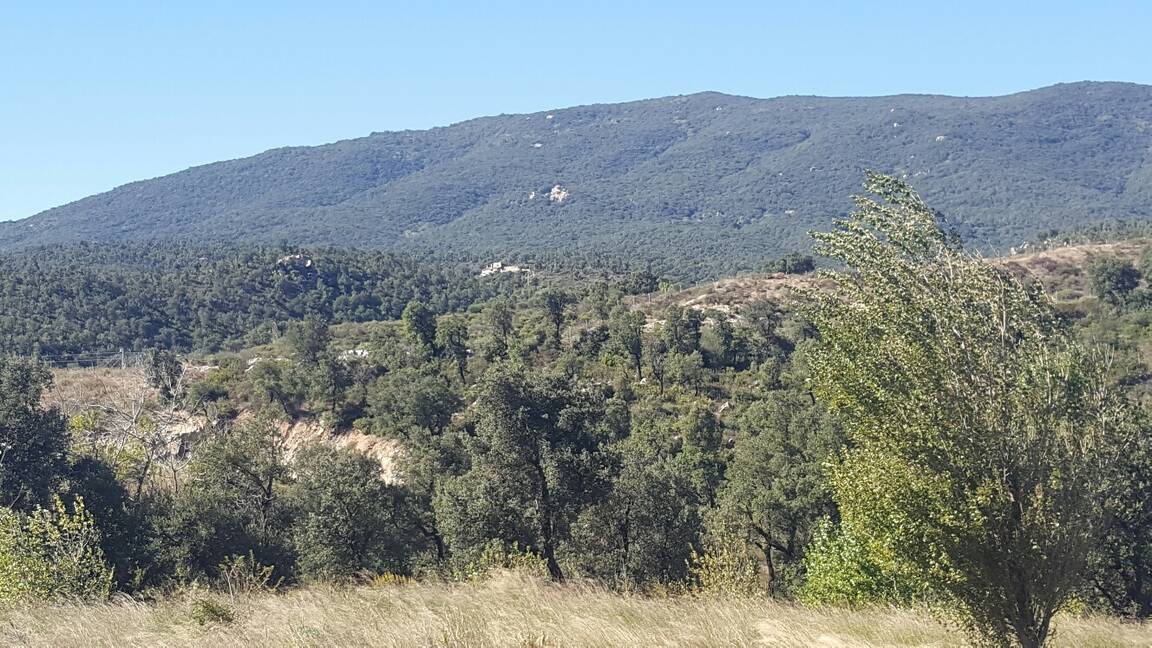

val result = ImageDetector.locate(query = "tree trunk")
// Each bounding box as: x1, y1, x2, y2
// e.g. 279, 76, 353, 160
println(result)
534, 459, 564, 582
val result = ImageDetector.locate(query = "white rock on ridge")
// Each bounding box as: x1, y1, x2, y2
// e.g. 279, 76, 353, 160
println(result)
548, 185, 569, 204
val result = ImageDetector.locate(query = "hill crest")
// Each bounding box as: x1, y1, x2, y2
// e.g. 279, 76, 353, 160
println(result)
5, 81, 1152, 280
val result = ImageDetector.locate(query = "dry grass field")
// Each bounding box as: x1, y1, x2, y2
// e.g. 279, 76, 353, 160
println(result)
2, 574, 1149, 648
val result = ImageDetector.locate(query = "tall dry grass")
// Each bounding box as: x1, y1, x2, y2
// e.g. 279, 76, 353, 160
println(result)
1, 573, 1148, 647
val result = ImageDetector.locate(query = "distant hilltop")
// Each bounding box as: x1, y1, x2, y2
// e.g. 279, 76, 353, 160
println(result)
4, 81, 1152, 279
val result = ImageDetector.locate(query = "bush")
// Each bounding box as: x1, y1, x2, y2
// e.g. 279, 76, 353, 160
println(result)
686, 535, 763, 598
799, 519, 920, 607
457, 540, 550, 583
190, 597, 235, 625
0, 497, 113, 603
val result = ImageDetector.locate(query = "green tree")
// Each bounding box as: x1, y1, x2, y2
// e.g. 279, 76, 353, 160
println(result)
586, 280, 617, 321
715, 391, 844, 594
0, 496, 113, 603
146, 349, 184, 401
435, 315, 470, 382
765, 253, 816, 275
0, 358, 69, 511
607, 307, 645, 380
367, 368, 462, 436
735, 300, 786, 369
800, 517, 921, 607
290, 445, 418, 580
484, 297, 516, 360
645, 335, 669, 395
1088, 417, 1152, 617
572, 434, 702, 586
155, 422, 294, 580
401, 301, 438, 356
803, 173, 1135, 647
662, 305, 703, 355
1089, 257, 1141, 305
435, 367, 616, 581
677, 403, 725, 507
284, 317, 331, 363
703, 313, 736, 368
668, 351, 708, 396
543, 290, 572, 347
67, 455, 153, 590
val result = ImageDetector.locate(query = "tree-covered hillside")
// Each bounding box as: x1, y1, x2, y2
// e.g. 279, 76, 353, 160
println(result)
0, 243, 542, 356
3, 82, 1151, 278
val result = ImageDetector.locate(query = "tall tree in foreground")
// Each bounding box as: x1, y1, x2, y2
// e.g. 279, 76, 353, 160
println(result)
436, 366, 617, 581
802, 173, 1134, 647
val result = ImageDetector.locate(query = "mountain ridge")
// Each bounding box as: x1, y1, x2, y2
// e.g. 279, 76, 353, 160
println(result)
5, 81, 1152, 279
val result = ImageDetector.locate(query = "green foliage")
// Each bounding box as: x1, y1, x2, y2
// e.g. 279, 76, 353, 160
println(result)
571, 427, 703, 587
190, 596, 235, 625
714, 391, 844, 595
15, 168, 1152, 621
803, 173, 1137, 647
483, 297, 516, 360
154, 422, 294, 581
667, 351, 708, 395
0, 357, 69, 510
147, 349, 185, 401
800, 518, 921, 607
0, 497, 113, 603
285, 318, 331, 363
216, 551, 281, 598
401, 301, 438, 356
542, 290, 573, 346
686, 534, 763, 598
290, 446, 418, 580
1089, 256, 1142, 305
662, 305, 703, 356
367, 368, 462, 436
436, 366, 619, 581
66, 454, 153, 590
456, 540, 550, 582
607, 307, 645, 380
435, 315, 470, 382
1087, 413, 1152, 617
0, 243, 523, 355
764, 253, 816, 275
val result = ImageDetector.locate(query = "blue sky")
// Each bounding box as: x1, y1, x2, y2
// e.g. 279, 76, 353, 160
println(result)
3, 1, 1150, 221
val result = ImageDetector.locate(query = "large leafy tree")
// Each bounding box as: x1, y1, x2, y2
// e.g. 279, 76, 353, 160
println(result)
1088, 257, 1141, 306
401, 301, 438, 356
572, 431, 702, 587
0, 358, 70, 511
289, 446, 419, 580
803, 173, 1135, 647
607, 307, 645, 380
716, 390, 844, 594
435, 315, 470, 382
154, 422, 294, 579
435, 366, 618, 581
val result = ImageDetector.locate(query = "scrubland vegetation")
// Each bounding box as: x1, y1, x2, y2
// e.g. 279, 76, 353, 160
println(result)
6, 175, 1152, 646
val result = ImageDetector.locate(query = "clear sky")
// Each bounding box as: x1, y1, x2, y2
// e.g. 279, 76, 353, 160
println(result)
3, 0, 1150, 221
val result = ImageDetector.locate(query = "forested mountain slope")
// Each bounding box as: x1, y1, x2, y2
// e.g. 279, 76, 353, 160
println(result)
3, 82, 1152, 277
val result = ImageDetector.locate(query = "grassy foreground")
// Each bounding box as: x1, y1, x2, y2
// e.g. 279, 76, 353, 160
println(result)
1, 574, 1150, 648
